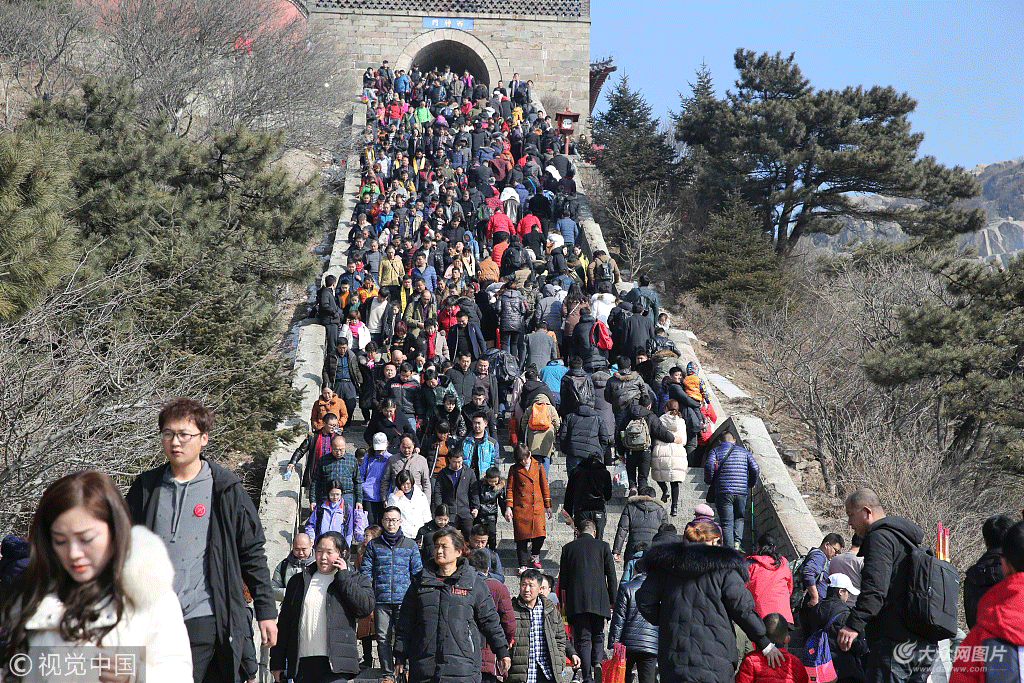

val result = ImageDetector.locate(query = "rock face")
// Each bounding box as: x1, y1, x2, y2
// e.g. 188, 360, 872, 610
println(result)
797, 159, 1024, 262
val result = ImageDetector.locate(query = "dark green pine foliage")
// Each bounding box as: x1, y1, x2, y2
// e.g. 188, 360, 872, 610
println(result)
24, 78, 321, 457
586, 75, 679, 192
676, 49, 985, 254
0, 130, 77, 321
863, 254, 1024, 459
681, 194, 785, 320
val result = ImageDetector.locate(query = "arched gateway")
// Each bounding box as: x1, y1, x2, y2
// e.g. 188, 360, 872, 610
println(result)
308, 0, 591, 128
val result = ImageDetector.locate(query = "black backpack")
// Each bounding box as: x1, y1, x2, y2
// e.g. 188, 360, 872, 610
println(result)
507, 245, 528, 270
596, 259, 613, 281
564, 373, 594, 409
892, 529, 959, 642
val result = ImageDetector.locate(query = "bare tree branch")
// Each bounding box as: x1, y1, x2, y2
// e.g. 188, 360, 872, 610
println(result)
606, 184, 676, 278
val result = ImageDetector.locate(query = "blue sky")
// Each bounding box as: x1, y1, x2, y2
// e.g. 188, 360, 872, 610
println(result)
590, 0, 1023, 171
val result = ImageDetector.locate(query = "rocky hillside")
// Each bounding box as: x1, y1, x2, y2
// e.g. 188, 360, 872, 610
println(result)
797, 159, 1024, 262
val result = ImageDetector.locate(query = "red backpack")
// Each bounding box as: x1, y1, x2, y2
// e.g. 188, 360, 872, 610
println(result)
589, 319, 613, 351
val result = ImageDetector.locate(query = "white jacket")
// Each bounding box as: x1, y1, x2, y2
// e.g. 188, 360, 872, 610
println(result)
387, 488, 432, 536
651, 413, 689, 483
23, 526, 192, 683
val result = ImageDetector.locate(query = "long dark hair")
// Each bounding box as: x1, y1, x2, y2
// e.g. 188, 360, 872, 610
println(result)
753, 532, 783, 569
1, 472, 133, 667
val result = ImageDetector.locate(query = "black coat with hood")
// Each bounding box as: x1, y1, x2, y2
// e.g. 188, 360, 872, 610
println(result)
964, 547, 1004, 629
636, 540, 770, 683
558, 405, 611, 462
126, 458, 277, 680
615, 402, 676, 453
845, 515, 927, 643
270, 564, 375, 679
395, 558, 510, 683
571, 312, 608, 373
613, 494, 669, 559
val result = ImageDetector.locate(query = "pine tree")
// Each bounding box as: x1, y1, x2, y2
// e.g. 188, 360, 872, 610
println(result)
0, 130, 76, 321
587, 75, 678, 192
23, 78, 321, 457
676, 49, 984, 254
863, 253, 1024, 458
681, 194, 785, 320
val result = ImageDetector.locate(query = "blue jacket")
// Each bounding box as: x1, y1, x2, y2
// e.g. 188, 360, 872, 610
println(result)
361, 531, 423, 605
457, 434, 500, 477
395, 74, 410, 93
540, 360, 568, 397
360, 450, 391, 503
412, 265, 438, 292
451, 149, 467, 170
609, 573, 658, 654
556, 217, 579, 245
703, 442, 760, 496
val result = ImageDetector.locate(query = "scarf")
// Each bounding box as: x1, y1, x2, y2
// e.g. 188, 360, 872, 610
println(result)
382, 528, 402, 545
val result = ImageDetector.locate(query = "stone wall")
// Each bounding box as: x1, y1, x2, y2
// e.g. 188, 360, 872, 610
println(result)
311, 10, 591, 129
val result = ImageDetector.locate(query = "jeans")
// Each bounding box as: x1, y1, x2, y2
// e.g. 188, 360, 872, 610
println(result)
865, 637, 936, 683
533, 454, 550, 481
716, 492, 747, 549
375, 603, 400, 676
625, 449, 651, 492
570, 613, 605, 683
573, 510, 607, 542
501, 329, 523, 363
516, 536, 544, 567
565, 454, 584, 479
625, 651, 657, 683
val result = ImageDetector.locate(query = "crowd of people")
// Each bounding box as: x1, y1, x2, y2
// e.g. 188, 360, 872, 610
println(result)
1, 59, 1023, 683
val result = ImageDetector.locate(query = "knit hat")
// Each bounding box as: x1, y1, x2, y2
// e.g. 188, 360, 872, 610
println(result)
694, 503, 715, 518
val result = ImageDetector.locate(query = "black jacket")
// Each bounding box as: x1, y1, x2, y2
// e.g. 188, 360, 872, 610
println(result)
845, 515, 925, 643
618, 313, 656, 360
318, 285, 342, 325
519, 379, 556, 411
608, 572, 658, 655
571, 313, 607, 373
432, 466, 480, 519
613, 495, 669, 559
395, 559, 509, 683
605, 370, 650, 416
558, 405, 611, 461
563, 456, 612, 515
126, 459, 276, 679
559, 368, 595, 416
447, 365, 478, 406
558, 533, 617, 619
364, 408, 419, 452
472, 479, 505, 520
964, 547, 1004, 629
806, 596, 867, 683
270, 565, 375, 679
637, 541, 770, 683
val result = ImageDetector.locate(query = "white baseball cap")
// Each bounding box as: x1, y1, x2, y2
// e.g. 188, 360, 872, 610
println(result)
372, 433, 388, 450
828, 573, 860, 595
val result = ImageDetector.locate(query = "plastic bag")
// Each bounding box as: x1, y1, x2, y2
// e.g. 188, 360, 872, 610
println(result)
612, 462, 627, 485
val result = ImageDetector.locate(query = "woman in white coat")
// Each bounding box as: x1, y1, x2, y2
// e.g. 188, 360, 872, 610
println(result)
651, 399, 689, 517
386, 470, 432, 536
0, 470, 192, 681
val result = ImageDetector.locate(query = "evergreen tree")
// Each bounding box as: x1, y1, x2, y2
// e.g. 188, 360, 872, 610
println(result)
586, 75, 679, 192
0, 130, 76, 321
23, 78, 320, 456
681, 194, 785, 319
863, 253, 1024, 459
676, 49, 985, 254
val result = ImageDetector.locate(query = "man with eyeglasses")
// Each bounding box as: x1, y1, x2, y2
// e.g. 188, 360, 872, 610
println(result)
360, 506, 422, 683
127, 397, 277, 683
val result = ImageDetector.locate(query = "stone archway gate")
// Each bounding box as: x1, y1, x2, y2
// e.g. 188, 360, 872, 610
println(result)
308, 0, 592, 128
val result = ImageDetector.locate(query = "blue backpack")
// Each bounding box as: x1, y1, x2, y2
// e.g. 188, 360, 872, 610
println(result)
801, 613, 841, 682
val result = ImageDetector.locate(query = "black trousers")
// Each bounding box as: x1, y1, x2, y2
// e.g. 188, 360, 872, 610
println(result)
570, 613, 605, 683
296, 655, 352, 683
625, 651, 657, 683
186, 615, 230, 683
625, 449, 651, 491
573, 509, 607, 542
516, 536, 544, 566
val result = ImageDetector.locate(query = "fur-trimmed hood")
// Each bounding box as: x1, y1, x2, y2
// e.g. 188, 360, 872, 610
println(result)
25, 526, 174, 630
643, 538, 749, 580
626, 494, 664, 509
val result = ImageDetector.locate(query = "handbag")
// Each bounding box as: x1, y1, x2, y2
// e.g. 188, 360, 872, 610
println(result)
706, 444, 736, 505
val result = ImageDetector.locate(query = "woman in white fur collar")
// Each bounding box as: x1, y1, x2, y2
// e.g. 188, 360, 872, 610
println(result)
1, 471, 192, 682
